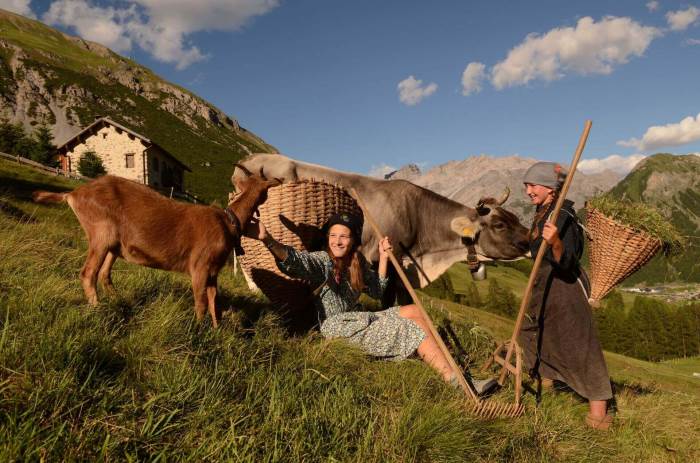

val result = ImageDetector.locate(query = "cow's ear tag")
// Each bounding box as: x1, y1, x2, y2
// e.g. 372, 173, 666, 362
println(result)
450, 217, 477, 239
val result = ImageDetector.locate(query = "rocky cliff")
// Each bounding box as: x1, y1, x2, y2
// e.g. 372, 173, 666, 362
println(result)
0, 8, 276, 201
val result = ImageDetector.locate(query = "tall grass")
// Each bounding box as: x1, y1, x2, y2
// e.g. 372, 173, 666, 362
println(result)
1, 167, 699, 461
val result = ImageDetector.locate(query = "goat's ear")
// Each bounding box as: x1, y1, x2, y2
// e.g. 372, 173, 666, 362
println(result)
234, 163, 253, 177
450, 216, 478, 239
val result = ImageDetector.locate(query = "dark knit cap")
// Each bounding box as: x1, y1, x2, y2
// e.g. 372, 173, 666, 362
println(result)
323, 212, 363, 242
523, 161, 567, 189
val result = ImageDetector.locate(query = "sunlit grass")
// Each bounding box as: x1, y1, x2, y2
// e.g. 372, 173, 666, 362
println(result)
1, 161, 698, 461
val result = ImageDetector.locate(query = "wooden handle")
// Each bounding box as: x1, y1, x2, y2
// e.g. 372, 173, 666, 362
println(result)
498, 120, 592, 384
351, 188, 480, 403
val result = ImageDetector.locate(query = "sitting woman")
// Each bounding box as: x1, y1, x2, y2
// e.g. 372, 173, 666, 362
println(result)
245, 212, 456, 382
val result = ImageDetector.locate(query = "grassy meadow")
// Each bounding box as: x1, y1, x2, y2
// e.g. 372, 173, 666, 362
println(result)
1, 158, 699, 461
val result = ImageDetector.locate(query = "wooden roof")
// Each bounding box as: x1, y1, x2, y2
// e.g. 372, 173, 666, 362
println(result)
56, 117, 191, 172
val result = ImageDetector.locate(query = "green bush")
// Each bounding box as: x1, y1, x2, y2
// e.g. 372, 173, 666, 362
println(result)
77, 150, 106, 178
422, 273, 458, 302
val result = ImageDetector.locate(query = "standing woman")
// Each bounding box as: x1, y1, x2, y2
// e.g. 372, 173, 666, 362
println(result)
246, 213, 459, 383
519, 162, 614, 430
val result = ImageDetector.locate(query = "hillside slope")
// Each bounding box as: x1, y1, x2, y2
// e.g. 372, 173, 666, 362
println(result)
606, 153, 700, 283
0, 9, 276, 201
1, 159, 698, 461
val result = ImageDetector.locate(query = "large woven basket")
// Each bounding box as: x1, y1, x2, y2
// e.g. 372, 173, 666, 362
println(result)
586, 207, 662, 307
239, 179, 362, 312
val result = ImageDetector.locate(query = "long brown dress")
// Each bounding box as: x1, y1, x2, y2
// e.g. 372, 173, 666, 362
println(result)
518, 200, 613, 401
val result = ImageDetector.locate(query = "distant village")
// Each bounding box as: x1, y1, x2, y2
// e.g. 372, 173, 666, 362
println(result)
621, 284, 700, 303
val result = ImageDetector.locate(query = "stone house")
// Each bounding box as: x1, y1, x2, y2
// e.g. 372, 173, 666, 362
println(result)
56, 117, 191, 191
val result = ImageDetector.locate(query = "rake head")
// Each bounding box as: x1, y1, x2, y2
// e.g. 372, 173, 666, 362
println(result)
468, 400, 525, 419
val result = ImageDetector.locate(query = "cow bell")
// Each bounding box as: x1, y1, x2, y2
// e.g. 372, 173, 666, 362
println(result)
471, 263, 487, 281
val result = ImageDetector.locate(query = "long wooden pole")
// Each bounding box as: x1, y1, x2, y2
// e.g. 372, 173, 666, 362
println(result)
497, 120, 592, 385
351, 188, 481, 403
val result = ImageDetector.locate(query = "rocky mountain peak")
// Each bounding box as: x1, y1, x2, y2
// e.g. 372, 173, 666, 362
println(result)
384, 163, 421, 180
392, 155, 621, 222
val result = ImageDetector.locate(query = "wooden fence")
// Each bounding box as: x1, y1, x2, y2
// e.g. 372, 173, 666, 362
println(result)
0, 151, 86, 180
0, 151, 204, 204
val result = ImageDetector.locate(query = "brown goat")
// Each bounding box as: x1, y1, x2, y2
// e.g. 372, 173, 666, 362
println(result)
33, 168, 279, 327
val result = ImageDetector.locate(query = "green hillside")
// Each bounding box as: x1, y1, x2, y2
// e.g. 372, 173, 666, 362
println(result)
606, 153, 700, 284
2, 158, 699, 461
0, 9, 276, 202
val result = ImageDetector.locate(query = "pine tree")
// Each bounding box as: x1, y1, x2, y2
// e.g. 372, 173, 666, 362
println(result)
78, 151, 106, 178
30, 125, 57, 167
460, 281, 483, 307
594, 291, 620, 352
0, 119, 31, 155
486, 279, 518, 318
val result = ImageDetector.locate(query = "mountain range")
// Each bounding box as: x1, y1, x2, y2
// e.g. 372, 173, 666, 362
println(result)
385, 155, 621, 223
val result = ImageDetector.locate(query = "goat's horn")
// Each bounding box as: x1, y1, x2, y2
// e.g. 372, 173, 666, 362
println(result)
234, 163, 253, 177
497, 187, 510, 206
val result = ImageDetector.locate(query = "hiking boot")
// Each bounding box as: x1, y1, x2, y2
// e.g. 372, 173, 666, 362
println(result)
472, 378, 499, 396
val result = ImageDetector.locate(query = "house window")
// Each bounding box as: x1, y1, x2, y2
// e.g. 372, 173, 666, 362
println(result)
125, 153, 135, 168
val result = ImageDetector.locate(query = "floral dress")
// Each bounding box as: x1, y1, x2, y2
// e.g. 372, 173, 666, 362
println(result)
277, 246, 426, 360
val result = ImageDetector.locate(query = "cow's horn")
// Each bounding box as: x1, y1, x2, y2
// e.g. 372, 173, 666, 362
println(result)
450, 217, 478, 239
497, 187, 510, 206
234, 163, 253, 177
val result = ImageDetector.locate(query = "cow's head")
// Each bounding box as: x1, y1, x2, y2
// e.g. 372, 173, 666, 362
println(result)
450, 188, 529, 278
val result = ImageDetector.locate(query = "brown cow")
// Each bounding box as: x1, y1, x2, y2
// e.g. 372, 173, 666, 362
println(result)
232, 154, 530, 293
33, 169, 279, 327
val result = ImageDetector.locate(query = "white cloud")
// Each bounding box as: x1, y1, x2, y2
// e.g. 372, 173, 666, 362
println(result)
490, 16, 661, 89
43, 1, 136, 53
397, 75, 438, 106
618, 113, 700, 151
686, 38, 700, 45
461, 62, 486, 96
616, 138, 641, 148
0, 0, 36, 18
666, 6, 700, 31
646, 1, 659, 12
43, 0, 279, 69
578, 154, 646, 175
368, 163, 397, 178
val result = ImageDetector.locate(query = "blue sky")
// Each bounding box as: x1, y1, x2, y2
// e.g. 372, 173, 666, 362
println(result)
5, 0, 700, 176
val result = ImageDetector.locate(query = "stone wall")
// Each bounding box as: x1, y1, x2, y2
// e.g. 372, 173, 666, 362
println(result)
66, 124, 147, 183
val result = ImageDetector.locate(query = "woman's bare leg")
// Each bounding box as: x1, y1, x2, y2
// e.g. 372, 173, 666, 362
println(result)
589, 400, 607, 417
399, 305, 454, 381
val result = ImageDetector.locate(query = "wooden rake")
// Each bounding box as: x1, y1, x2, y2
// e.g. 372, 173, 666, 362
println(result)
351, 188, 524, 419
487, 120, 592, 396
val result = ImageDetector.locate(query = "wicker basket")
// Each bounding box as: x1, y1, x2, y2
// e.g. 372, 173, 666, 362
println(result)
586, 207, 662, 307
239, 179, 362, 312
